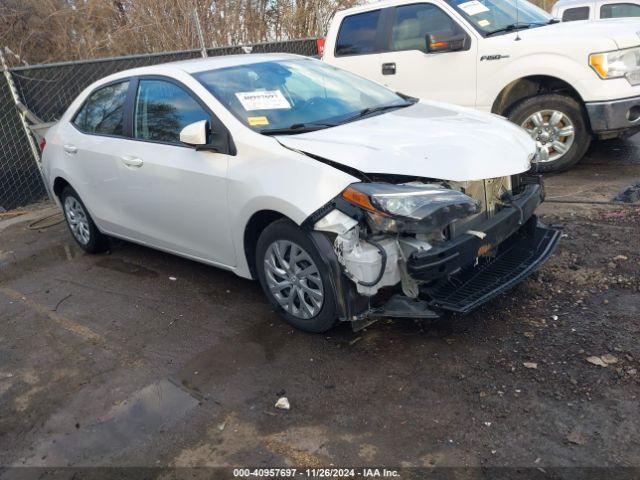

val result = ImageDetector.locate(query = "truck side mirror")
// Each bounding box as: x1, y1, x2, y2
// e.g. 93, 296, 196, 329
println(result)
425, 32, 469, 53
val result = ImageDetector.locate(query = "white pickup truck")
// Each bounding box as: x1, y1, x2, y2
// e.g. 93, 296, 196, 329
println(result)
322, 0, 640, 171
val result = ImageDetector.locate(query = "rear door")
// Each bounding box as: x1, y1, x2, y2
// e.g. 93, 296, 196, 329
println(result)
115, 77, 235, 266
376, 3, 478, 106
62, 80, 131, 233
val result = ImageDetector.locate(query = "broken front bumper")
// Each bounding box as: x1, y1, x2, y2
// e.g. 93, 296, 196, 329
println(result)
420, 217, 559, 313
407, 183, 543, 281
312, 183, 560, 321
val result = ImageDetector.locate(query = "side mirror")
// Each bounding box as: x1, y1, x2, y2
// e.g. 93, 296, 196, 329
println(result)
180, 120, 209, 146
180, 119, 233, 155
425, 32, 468, 53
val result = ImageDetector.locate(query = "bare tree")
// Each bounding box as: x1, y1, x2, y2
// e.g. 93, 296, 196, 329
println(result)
0, 0, 361, 65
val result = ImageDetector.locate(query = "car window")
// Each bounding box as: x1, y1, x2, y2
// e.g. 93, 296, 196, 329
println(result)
134, 79, 211, 144
562, 6, 590, 20
73, 81, 129, 136
391, 4, 464, 52
600, 2, 640, 17
335, 10, 381, 56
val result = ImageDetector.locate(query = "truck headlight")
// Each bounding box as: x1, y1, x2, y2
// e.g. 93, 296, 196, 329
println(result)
589, 47, 640, 85
341, 182, 479, 234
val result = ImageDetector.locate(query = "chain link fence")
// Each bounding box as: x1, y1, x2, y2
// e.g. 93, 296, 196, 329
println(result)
0, 73, 48, 212
0, 39, 318, 211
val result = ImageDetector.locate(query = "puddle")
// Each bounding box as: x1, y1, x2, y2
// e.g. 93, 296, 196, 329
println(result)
20, 379, 198, 467
95, 257, 158, 278
0, 244, 82, 281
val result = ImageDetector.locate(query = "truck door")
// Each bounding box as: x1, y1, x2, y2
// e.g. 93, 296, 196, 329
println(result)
327, 9, 386, 84
377, 3, 478, 107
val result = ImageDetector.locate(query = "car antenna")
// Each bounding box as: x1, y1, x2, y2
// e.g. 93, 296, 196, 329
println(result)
515, 0, 522, 40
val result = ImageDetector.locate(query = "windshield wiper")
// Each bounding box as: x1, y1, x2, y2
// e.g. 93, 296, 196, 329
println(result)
261, 122, 337, 136
341, 99, 417, 124
485, 22, 541, 37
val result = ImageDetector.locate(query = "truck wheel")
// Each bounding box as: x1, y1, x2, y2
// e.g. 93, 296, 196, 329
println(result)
507, 94, 591, 173
256, 219, 338, 333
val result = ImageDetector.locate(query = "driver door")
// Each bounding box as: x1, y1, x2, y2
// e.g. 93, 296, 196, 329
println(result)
377, 3, 478, 107
115, 77, 235, 266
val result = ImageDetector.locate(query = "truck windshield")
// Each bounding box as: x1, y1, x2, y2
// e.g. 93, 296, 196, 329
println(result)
194, 58, 412, 135
445, 0, 552, 36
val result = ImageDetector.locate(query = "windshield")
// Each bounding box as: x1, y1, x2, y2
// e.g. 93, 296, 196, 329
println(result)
445, 0, 552, 36
194, 58, 410, 134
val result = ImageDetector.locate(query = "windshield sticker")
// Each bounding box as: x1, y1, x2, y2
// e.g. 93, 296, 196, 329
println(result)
235, 90, 291, 111
248, 116, 269, 126
458, 0, 490, 15
478, 19, 491, 27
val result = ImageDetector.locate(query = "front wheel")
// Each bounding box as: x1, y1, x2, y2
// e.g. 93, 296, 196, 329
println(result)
255, 219, 338, 333
507, 93, 591, 173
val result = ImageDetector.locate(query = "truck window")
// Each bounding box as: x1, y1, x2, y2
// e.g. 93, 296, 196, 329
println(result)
391, 3, 463, 52
562, 6, 590, 20
600, 2, 640, 17
335, 10, 381, 56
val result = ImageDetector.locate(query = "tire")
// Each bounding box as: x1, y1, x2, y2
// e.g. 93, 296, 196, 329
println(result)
255, 219, 338, 333
60, 186, 109, 253
507, 93, 591, 173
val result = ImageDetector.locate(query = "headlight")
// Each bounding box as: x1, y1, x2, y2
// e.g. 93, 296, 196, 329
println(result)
341, 182, 479, 234
589, 47, 640, 85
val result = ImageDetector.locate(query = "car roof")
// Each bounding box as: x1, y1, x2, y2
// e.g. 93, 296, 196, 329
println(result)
98, 53, 304, 83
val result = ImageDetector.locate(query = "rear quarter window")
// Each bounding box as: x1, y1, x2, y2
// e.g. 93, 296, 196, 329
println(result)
335, 10, 381, 57
562, 6, 590, 20
73, 81, 129, 136
600, 2, 640, 17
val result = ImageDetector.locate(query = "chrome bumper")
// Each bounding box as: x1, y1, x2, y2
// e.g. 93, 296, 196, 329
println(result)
586, 95, 640, 133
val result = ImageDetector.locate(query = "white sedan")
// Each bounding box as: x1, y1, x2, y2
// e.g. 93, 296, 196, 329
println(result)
42, 54, 559, 332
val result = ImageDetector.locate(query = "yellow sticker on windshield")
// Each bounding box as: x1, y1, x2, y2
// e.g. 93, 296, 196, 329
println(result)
478, 19, 490, 27
248, 116, 269, 126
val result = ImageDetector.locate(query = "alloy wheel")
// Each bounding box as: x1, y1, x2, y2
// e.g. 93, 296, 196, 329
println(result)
263, 240, 324, 320
521, 109, 575, 163
64, 196, 91, 245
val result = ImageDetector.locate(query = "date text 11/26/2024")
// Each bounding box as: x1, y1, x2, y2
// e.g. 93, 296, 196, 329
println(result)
233, 468, 400, 478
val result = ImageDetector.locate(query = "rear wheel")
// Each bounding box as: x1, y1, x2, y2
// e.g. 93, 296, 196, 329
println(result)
508, 93, 591, 173
61, 186, 108, 253
256, 219, 338, 333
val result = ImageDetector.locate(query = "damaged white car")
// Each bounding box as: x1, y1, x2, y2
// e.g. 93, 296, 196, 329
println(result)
42, 54, 560, 332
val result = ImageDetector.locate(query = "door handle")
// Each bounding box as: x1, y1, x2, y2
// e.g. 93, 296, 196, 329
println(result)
63, 144, 77, 154
121, 156, 144, 168
382, 62, 396, 75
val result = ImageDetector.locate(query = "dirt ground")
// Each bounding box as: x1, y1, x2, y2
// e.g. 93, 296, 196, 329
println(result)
0, 138, 639, 476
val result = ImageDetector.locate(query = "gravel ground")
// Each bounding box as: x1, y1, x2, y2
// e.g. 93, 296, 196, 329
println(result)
0, 139, 639, 476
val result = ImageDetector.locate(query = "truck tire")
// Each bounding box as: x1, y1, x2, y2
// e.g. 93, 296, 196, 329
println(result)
507, 94, 591, 173
256, 219, 338, 333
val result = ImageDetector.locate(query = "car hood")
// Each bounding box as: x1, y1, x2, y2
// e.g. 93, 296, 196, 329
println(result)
276, 101, 535, 182
520, 18, 640, 49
